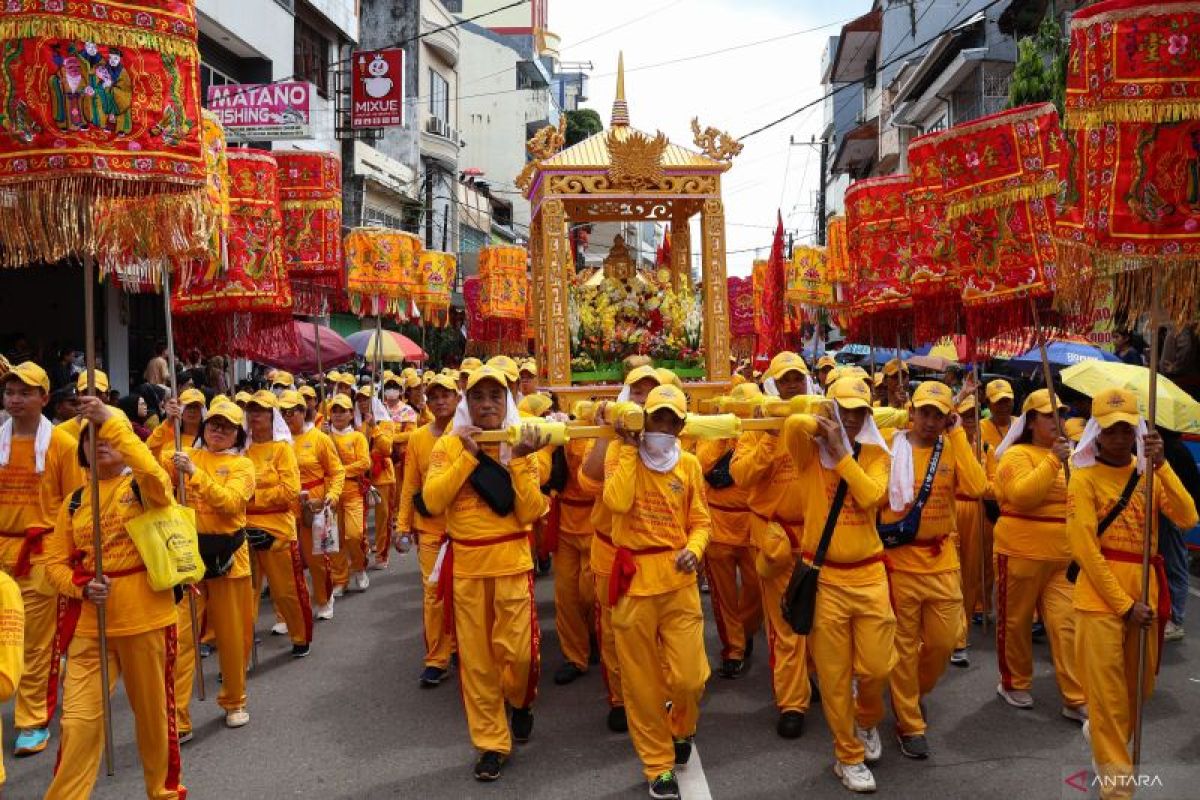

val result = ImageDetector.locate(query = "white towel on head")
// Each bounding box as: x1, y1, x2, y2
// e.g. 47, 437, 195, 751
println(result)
271, 409, 293, 443
1072, 417, 1147, 473
887, 431, 915, 512
993, 412, 1030, 460
452, 388, 521, 464
764, 375, 818, 399
817, 405, 891, 470
0, 416, 52, 473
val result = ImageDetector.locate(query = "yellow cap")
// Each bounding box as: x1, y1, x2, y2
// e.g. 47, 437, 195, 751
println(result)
730, 382, 763, 402
624, 364, 661, 387
872, 372, 884, 387
1092, 387, 1141, 429
519, 359, 537, 376
644, 385, 687, 419
298, 385, 317, 400
986, 379, 1014, 404
179, 388, 206, 407
459, 357, 483, 374
329, 395, 352, 411
4, 361, 49, 393
766, 351, 809, 380
234, 391, 252, 406
207, 400, 245, 427
518, 393, 553, 417
354, 384, 374, 398
270, 371, 294, 387
956, 394, 978, 414
486, 355, 520, 384
76, 369, 109, 394
332, 371, 354, 387
210, 394, 230, 407
912, 381, 954, 414
843, 366, 869, 379
655, 367, 683, 389
730, 374, 747, 388
1064, 416, 1086, 442
1021, 388, 1067, 416
827, 377, 873, 410
882, 358, 908, 377
403, 371, 422, 389
277, 390, 305, 410
817, 355, 837, 371
247, 390, 277, 409
427, 374, 459, 394
465, 365, 510, 392
382, 370, 401, 388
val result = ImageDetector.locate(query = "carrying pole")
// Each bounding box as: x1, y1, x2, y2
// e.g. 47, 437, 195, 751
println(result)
972, 355, 990, 634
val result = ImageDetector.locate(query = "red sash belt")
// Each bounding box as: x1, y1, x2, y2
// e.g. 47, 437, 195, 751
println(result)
900, 534, 950, 556
801, 551, 885, 570
1000, 512, 1066, 525
753, 512, 804, 549
955, 494, 978, 503
0, 527, 50, 578
559, 496, 594, 508
370, 453, 390, 480
538, 497, 561, 559
300, 478, 324, 492
1100, 548, 1171, 673
60, 549, 148, 652
609, 544, 675, 605
595, 530, 615, 548
708, 502, 748, 514
436, 531, 532, 632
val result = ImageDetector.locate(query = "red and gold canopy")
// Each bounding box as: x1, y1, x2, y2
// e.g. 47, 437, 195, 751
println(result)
276, 150, 343, 315
344, 227, 420, 318
414, 249, 456, 327
844, 174, 913, 340
478, 245, 528, 320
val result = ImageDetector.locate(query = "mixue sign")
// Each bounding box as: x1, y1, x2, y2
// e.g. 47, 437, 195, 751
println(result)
352, 48, 405, 128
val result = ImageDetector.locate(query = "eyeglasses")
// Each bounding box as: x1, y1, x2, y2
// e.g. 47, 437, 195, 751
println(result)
207, 419, 238, 434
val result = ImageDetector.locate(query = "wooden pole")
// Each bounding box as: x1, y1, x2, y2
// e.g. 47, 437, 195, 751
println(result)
160, 264, 205, 702
84, 257, 116, 776
1132, 277, 1163, 769
1028, 296, 1068, 444
973, 354, 990, 634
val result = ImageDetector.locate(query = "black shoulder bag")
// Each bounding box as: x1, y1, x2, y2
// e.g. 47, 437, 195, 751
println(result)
704, 448, 735, 490
1065, 468, 1140, 583
876, 436, 944, 549
541, 446, 569, 495
469, 450, 516, 516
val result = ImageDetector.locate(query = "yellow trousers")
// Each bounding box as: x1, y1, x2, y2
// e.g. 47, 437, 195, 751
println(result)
705, 542, 762, 662
45, 627, 185, 800
612, 585, 710, 782
298, 520, 335, 606
554, 532, 595, 669
808, 579, 896, 765
373, 484, 394, 564
172, 590, 206, 734
333, 491, 368, 587
593, 571, 623, 708
251, 540, 313, 646
453, 572, 539, 755
995, 554, 1085, 706
759, 559, 812, 713
862, 569, 961, 736
1075, 611, 1158, 800
955, 500, 994, 648
177, 574, 252, 719
14, 577, 57, 730
418, 541, 453, 668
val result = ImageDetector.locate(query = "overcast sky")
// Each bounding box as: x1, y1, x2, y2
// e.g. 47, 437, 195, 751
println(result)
551, 0, 857, 277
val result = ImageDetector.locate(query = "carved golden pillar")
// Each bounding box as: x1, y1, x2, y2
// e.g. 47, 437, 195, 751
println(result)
700, 197, 732, 381
670, 210, 691, 290
528, 215, 547, 372
540, 199, 572, 386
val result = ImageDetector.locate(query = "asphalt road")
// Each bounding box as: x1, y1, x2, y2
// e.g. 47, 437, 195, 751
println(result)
5, 547, 1200, 799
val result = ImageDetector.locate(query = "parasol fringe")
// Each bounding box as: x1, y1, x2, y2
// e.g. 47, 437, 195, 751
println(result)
1113, 264, 1200, 332
1054, 240, 1200, 330
172, 312, 298, 359
912, 291, 961, 346
1064, 101, 1200, 131
963, 293, 1046, 360
280, 199, 342, 212
945, 178, 1060, 221
0, 16, 197, 59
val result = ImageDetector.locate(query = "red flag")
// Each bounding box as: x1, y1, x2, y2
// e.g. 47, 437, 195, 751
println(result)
656, 226, 672, 268
757, 213, 787, 359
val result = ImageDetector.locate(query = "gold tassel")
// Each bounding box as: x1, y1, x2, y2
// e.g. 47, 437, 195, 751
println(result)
946, 178, 1059, 221
280, 199, 342, 211
1065, 100, 1200, 131
0, 17, 196, 59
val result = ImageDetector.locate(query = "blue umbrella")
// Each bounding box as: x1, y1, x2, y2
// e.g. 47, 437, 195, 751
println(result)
837, 344, 914, 362
1009, 341, 1120, 370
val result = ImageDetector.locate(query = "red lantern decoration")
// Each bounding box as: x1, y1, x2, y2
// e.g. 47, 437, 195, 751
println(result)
905, 131, 960, 343
478, 245, 529, 320
344, 227, 420, 318
414, 249, 456, 327
276, 150, 343, 316
844, 174, 913, 342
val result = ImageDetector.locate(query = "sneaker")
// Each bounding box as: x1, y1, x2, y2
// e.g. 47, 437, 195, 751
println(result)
350, 572, 370, 592
777, 710, 805, 739
649, 771, 680, 799
511, 706, 534, 743
996, 683, 1034, 709
395, 534, 413, 555
698, 574, 710, 593
673, 735, 693, 764
950, 648, 970, 667
536, 556, 552, 576
1061, 705, 1088, 724
225, 708, 250, 728
1031, 621, 1046, 641
13, 728, 50, 756
331, 586, 345, 598
606, 705, 628, 733
420, 666, 447, 687
177, 729, 193, 745
717, 658, 745, 679
199, 643, 215, 658
897, 733, 930, 759
473, 750, 503, 781
315, 600, 334, 620
369, 559, 389, 572
1081, 719, 1091, 745
855, 725, 882, 763
291, 643, 311, 659
554, 662, 586, 685
270, 622, 289, 636
1164, 620, 1185, 642
972, 612, 984, 626
834, 761, 877, 793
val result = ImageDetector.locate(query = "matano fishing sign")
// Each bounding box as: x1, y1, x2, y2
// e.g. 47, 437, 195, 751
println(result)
207, 82, 314, 141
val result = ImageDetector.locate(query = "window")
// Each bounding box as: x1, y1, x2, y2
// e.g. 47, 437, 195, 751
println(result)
295, 18, 330, 97
429, 70, 450, 125
200, 62, 236, 107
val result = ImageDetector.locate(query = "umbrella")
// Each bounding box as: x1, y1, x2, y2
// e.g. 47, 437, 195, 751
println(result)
837, 344, 914, 362
1009, 341, 1120, 370
1060, 362, 1200, 434
247, 321, 354, 374
345, 329, 427, 363
907, 354, 955, 372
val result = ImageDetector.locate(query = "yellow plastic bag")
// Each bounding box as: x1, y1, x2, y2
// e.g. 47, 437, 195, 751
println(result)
125, 505, 205, 591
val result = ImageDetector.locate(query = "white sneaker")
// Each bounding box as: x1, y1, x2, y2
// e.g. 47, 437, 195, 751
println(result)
1164, 620, 1185, 642
315, 601, 334, 620
225, 708, 250, 728
834, 761, 877, 793
351, 571, 370, 592
1061, 704, 1088, 724
996, 683, 1034, 709
1081, 719, 1091, 745
855, 725, 883, 763
331, 586, 345, 598
270, 622, 289, 636
369, 560, 389, 571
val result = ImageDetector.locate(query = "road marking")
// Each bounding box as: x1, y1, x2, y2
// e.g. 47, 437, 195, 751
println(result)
1189, 585, 1200, 600
679, 744, 713, 800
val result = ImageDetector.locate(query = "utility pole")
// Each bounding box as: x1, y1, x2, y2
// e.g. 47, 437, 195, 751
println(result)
789, 134, 831, 246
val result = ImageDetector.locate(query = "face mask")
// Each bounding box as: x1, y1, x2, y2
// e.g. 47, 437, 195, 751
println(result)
639, 432, 680, 473
384, 388, 401, 401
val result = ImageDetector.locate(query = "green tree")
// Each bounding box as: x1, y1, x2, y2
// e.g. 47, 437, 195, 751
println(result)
565, 109, 603, 147
1008, 13, 1067, 113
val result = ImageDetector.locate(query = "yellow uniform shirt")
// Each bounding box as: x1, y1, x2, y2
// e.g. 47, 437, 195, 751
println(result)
1068, 460, 1198, 616
782, 415, 891, 586
0, 570, 22, 786
602, 444, 712, 597
169, 448, 255, 579
980, 418, 1010, 452
43, 420, 177, 638
695, 438, 750, 547
397, 424, 447, 540
731, 430, 808, 553
557, 438, 596, 536
995, 444, 1069, 560
422, 437, 546, 578
292, 426, 345, 506
245, 440, 301, 542
577, 442, 620, 576
0, 427, 82, 574
331, 429, 371, 486
879, 427, 988, 574
363, 421, 396, 486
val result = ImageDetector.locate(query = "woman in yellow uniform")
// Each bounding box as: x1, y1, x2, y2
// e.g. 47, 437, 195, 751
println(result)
697, 382, 762, 679
42, 396, 186, 799
782, 377, 893, 793
422, 366, 548, 782
396, 374, 459, 686
992, 389, 1087, 718
328, 395, 371, 595
169, 399, 256, 730
354, 386, 395, 576
981, 379, 1015, 449
605, 385, 712, 800
243, 391, 309, 656
1068, 388, 1198, 799
730, 351, 814, 739
0, 362, 83, 758
0, 563, 23, 793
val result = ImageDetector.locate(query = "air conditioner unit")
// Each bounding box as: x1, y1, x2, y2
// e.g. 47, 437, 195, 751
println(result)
426, 116, 448, 137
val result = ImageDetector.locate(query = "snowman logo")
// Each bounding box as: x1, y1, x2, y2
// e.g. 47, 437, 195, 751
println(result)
362, 54, 393, 99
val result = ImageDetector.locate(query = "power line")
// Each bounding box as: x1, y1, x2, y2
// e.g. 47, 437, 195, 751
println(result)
560, 0, 687, 52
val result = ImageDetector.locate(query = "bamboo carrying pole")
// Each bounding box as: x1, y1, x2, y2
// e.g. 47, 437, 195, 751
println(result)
160, 265, 206, 702
1028, 297, 1070, 445
83, 257, 116, 776
972, 356, 990, 633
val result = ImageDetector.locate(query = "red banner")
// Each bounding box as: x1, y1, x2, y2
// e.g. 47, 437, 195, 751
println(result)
844, 175, 912, 340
